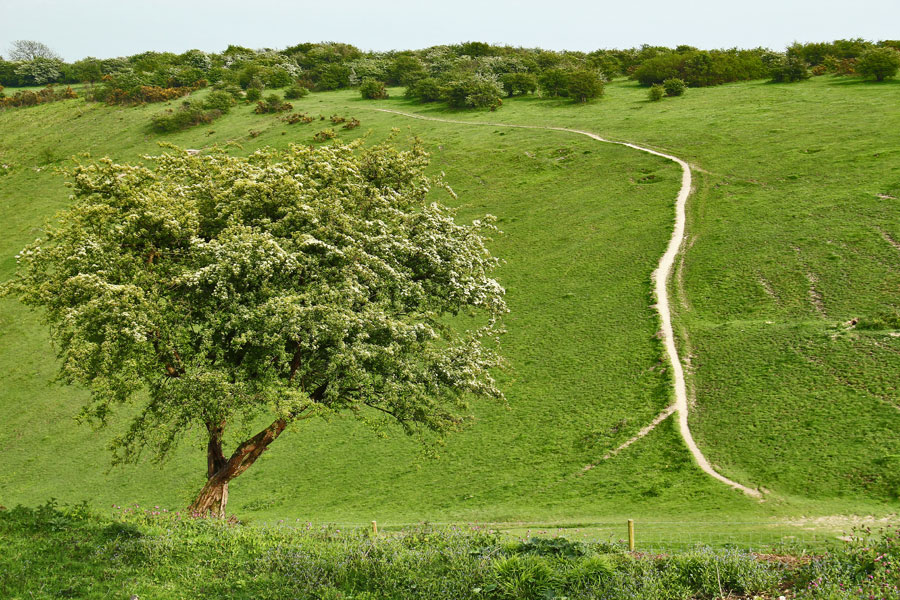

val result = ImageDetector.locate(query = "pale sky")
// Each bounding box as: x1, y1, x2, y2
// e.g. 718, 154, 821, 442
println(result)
2, 0, 898, 61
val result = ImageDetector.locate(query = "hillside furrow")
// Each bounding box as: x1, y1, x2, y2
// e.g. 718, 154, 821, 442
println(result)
374, 108, 761, 498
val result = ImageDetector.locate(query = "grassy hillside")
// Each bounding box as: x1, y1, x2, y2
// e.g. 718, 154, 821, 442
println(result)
0, 76, 897, 530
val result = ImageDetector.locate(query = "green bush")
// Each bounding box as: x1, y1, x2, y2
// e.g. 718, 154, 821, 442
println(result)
770, 56, 811, 82
632, 49, 769, 87
648, 84, 665, 101
405, 77, 443, 102
856, 47, 900, 81
359, 77, 388, 99
254, 93, 292, 114
442, 74, 503, 110
538, 68, 570, 97
150, 101, 222, 133
663, 77, 687, 96
567, 69, 605, 102
202, 90, 236, 113
284, 84, 309, 99
500, 72, 538, 97
245, 87, 262, 102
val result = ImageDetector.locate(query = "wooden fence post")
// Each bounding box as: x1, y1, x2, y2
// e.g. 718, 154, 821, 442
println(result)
628, 519, 635, 551
372, 520, 378, 536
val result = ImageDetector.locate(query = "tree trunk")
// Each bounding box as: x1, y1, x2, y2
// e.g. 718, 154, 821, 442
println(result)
187, 417, 290, 518
189, 477, 229, 518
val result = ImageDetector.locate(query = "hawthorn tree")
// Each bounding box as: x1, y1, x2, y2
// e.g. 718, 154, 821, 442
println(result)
2, 139, 507, 517
8, 40, 61, 62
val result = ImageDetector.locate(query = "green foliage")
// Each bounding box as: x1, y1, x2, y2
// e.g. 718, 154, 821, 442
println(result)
855, 47, 900, 81
389, 54, 427, 86
538, 68, 570, 97
359, 77, 388, 99
491, 554, 555, 599
566, 69, 604, 102
284, 83, 309, 100
632, 49, 769, 87
663, 77, 686, 97
442, 74, 504, 110
770, 55, 811, 83
648, 84, 665, 101
665, 546, 780, 598
254, 93, 292, 113
405, 77, 443, 102
244, 86, 261, 102
202, 90, 236, 113
499, 72, 538, 97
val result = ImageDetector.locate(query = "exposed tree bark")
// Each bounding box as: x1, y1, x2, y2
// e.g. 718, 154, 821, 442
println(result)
189, 417, 288, 517
188, 385, 327, 517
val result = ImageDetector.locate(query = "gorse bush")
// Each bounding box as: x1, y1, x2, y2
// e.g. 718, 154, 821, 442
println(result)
648, 84, 665, 101
313, 128, 337, 141
0, 84, 77, 109
254, 93, 292, 113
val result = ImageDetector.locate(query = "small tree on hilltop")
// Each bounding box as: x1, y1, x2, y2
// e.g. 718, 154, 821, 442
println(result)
856, 47, 900, 81
8, 40, 61, 62
2, 140, 507, 517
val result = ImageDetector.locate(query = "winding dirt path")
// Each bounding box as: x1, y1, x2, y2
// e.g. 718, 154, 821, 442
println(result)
373, 109, 760, 498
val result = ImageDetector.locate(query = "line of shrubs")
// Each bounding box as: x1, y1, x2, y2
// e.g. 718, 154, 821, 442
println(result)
0, 84, 77, 109
401, 67, 605, 111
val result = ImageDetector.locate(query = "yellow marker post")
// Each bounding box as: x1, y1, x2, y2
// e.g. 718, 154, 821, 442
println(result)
628, 519, 635, 551
372, 520, 378, 536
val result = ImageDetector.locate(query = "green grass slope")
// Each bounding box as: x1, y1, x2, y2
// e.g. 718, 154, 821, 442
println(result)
0, 77, 897, 528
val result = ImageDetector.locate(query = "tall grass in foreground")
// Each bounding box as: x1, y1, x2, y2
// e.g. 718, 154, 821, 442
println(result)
1, 501, 897, 599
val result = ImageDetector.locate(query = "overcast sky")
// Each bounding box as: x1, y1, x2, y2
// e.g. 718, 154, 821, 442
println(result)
2, 0, 898, 61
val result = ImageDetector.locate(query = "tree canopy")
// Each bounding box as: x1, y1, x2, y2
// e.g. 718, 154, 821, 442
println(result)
2, 139, 507, 516
8, 40, 61, 62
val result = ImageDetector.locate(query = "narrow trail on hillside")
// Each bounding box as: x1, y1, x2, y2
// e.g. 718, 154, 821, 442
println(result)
374, 108, 761, 498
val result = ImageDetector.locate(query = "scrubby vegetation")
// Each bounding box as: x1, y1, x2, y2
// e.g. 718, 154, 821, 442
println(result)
2, 502, 898, 600
2, 38, 896, 115
0, 84, 76, 108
